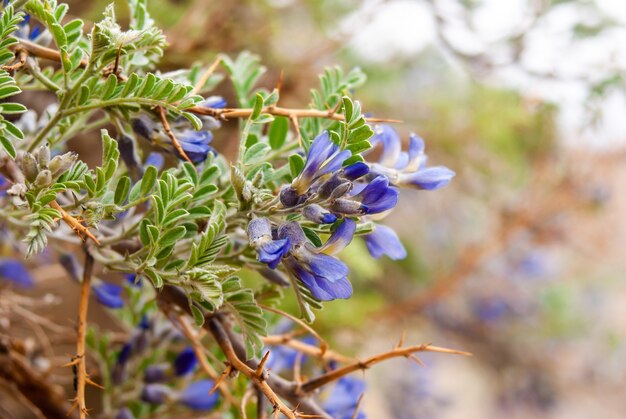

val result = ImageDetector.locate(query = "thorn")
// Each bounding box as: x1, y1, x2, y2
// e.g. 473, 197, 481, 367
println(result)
407, 354, 425, 367
256, 350, 271, 378
66, 401, 78, 416
86, 376, 104, 389
276, 70, 284, 94
209, 364, 232, 395
396, 331, 406, 349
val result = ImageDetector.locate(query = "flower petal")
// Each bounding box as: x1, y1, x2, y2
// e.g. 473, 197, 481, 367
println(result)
321, 219, 356, 255
178, 380, 220, 411
398, 166, 455, 190
364, 224, 407, 260
93, 282, 124, 308
0, 259, 34, 288
173, 347, 197, 376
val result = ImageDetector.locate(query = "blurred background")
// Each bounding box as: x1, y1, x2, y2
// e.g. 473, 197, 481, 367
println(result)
4, 0, 626, 418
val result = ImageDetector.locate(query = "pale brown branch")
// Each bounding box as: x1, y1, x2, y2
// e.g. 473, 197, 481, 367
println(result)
176, 316, 238, 406
156, 106, 192, 164
299, 343, 471, 393
262, 335, 355, 364
73, 250, 95, 418
2, 49, 28, 71
206, 318, 297, 419
189, 55, 222, 96
10, 38, 88, 68
50, 201, 100, 245
259, 304, 328, 357
189, 105, 401, 124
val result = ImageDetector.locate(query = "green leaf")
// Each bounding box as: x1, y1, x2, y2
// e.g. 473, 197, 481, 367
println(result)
114, 176, 130, 205
143, 268, 163, 288
251, 93, 263, 120
342, 96, 354, 123
3, 120, 23, 140
244, 142, 270, 165
159, 226, 186, 247
289, 154, 305, 178
268, 116, 289, 150
141, 165, 157, 195
101, 74, 118, 100
190, 305, 205, 326
0, 85, 20, 99
0, 103, 26, 114
0, 135, 16, 159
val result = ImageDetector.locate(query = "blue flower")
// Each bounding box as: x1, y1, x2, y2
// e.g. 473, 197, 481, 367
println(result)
141, 384, 172, 405
369, 125, 455, 190
343, 161, 369, 180
363, 224, 406, 260
287, 131, 351, 197
177, 130, 214, 163
322, 376, 366, 419
126, 273, 142, 287
331, 176, 398, 215
0, 174, 7, 196
248, 218, 292, 269
178, 379, 219, 411
173, 347, 197, 376
144, 152, 164, 171
471, 296, 510, 323
201, 96, 227, 109
144, 364, 169, 383
0, 259, 34, 288
93, 282, 124, 308
115, 407, 135, 419
280, 220, 354, 301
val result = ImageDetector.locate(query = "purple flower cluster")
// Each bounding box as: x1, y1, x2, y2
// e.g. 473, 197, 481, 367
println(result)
248, 126, 453, 301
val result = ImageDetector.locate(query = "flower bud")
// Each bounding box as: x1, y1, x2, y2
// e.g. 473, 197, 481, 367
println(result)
303, 204, 337, 224
115, 408, 135, 419
247, 218, 272, 245
173, 347, 197, 376
330, 198, 365, 215
141, 384, 172, 405
329, 182, 353, 200
277, 222, 307, 247
35, 169, 52, 187
316, 173, 342, 199
36, 145, 50, 167
279, 186, 302, 207
22, 152, 38, 183
144, 364, 170, 383
48, 152, 76, 178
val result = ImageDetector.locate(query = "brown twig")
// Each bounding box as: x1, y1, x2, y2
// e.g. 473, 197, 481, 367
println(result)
262, 334, 354, 364
259, 304, 328, 356
0, 337, 79, 419
69, 249, 95, 418
189, 55, 222, 96
2, 48, 28, 72
175, 315, 238, 406
158, 284, 332, 418
10, 38, 88, 68
155, 106, 193, 164
299, 343, 471, 393
206, 318, 297, 419
189, 105, 401, 124
50, 200, 100, 245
